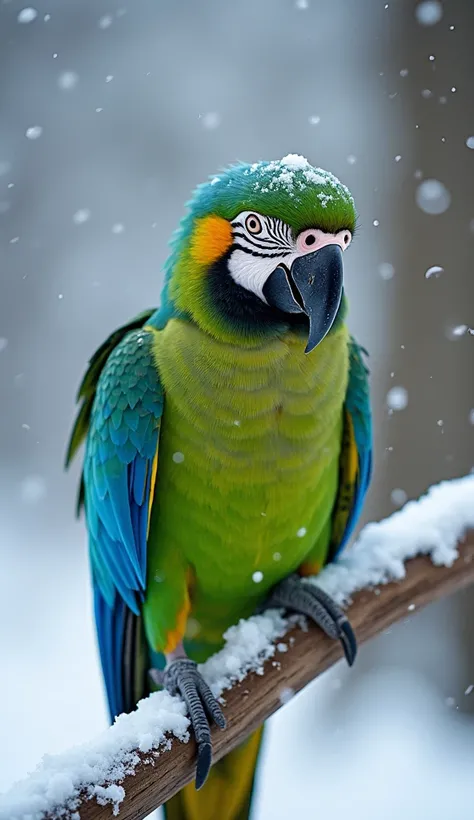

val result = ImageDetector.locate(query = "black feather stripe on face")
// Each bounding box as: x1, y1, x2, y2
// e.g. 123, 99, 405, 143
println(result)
230, 213, 294, 258
232, 232, 282, 251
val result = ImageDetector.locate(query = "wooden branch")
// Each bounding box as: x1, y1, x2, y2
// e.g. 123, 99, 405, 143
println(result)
47, 530, 474, 820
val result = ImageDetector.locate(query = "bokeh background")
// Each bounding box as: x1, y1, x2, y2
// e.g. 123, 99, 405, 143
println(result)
1, 0, 473, 817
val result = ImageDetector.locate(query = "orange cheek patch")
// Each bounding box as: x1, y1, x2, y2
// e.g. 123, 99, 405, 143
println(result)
190, 215, 233, 265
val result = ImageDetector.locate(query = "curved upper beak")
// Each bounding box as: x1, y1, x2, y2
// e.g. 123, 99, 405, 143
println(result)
262, 244, 344, 353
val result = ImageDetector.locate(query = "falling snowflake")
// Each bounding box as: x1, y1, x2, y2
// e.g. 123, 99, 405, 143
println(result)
416, 179, 451, 215
25, 126, 42, 140
18, 7, 38, 24
98, 14, 113, 29
200, 112, 221, 130
252, 571, 264, 583
279, 687, 295, 705
446, 325, 470, 339
58, 71, 79, 90
379, 263, 395, 281
386, 386, 408, 411
400, 69, 409, 77
425, 265, 444, 279
20, 476, 47, 503
112, 223, 124, 234
308, 115, 321, 125
466, 136, 474, 150
296, 527, 307, 538
391, 488, 408, 507
415, 1, 443, 26
172, 452, 185, 463
73, 209, 91, 225
347, 155, 357, 165
186, 618, 201, 639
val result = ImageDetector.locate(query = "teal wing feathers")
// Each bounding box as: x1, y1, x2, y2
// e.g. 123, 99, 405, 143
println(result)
327, 337, 372, 561
68, 319, 163, 720
66, 308, 156, 515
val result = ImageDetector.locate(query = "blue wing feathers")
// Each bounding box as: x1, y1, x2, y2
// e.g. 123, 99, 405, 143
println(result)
331, 337, 372, 558
84, 328, 163, 719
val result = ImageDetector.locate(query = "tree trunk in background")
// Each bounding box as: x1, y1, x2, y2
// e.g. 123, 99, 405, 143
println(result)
337, 0, 474, 712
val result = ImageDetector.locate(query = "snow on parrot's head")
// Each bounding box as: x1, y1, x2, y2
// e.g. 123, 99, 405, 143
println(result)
160, 155, 357, 352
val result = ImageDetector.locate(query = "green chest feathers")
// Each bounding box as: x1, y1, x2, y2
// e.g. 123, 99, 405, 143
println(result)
148, 320, 349, 617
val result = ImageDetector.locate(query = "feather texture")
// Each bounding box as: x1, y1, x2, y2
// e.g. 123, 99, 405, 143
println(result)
83, 328, 163, 718
328, 339, 372, 559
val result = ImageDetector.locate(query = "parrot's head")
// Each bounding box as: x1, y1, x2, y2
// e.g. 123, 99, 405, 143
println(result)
161, 154, 356, 352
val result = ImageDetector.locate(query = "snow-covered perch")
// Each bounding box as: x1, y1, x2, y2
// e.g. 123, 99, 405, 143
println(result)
2, 475, 474, 820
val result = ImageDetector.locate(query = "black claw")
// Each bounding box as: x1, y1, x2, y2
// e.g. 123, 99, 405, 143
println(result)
161, 658, 226, 790
195, 741, 212, 790
196, 677, 227, 729
339, 619, 357, 666
265, 577, 358, 668
204, 697, 227, 730
213, 708, 226, 730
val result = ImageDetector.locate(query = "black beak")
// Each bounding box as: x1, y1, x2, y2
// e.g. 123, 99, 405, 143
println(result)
262, 244, 344, 353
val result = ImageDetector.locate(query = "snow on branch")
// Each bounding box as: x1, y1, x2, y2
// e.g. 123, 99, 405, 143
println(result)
2, 475, 474, 820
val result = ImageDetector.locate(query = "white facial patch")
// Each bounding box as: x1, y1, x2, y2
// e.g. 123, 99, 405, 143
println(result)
228, 249, 298, 302
228, 211, 297, 302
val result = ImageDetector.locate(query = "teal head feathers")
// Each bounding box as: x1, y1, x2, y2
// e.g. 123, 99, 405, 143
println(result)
155, 154, 357, 351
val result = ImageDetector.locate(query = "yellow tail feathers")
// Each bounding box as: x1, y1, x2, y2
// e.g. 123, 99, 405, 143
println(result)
164, 727, 264, 820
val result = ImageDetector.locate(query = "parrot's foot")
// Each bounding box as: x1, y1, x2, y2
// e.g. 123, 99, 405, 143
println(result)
266, 574, 357, 666
162, 658, 226, 789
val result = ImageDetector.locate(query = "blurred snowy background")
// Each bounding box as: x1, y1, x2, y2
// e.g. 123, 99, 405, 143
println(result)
0, 0, 473, 817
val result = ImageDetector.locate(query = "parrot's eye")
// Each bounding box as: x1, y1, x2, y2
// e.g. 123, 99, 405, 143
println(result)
301, 232, 317, 249
245, 214, 263, 235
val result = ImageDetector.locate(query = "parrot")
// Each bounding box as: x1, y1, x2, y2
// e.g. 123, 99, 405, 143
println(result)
66, 154, 372, 820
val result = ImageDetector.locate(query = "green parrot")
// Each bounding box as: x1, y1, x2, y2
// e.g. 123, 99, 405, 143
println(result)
67, 154, 372, 820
